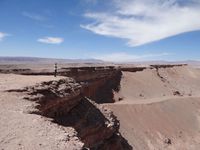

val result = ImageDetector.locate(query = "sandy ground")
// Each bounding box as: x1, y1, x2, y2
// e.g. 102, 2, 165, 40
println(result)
1, 66, 200, 150
114, 66, 200, 103
106, 66, 200, 149
0, 74, 83, 150
106, 98, 200, 150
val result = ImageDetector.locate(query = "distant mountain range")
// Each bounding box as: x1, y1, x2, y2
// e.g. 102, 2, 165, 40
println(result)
116, 60, 200, 67
0, 57, 200, 68
0, 57, 104, 64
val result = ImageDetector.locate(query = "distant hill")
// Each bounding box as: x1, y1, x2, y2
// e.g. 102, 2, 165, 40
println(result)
0, 57, 200, 68
116, 60, 200, 68
0, 57, 104, 64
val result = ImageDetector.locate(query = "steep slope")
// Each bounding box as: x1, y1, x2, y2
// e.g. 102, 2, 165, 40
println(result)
0, 74, 83, 150
2, 64, 200, 150
3, 74, 131, 150
106, 98, 200, 150
105, 65, 200, 149
115, 66, 200, 103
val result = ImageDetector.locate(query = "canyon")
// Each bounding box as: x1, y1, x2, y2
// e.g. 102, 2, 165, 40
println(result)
1, 64, 200, 149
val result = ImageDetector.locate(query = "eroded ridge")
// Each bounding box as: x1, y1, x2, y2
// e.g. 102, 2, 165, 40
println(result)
8, 77, 132, 150
4, 63, 200, 150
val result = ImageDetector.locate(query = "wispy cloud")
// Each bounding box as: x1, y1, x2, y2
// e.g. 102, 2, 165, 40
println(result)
22, 12, 46, 21
0, 32, 9, 41
38, 37, 64, 44
93, 52, 172, 62
81, 0, 200, 46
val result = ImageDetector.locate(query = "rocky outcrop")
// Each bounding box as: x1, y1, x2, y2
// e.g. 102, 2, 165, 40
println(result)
5, 64, 196, 150
120, 67, 146, 72
81, 70, 122, 104
0, 68, 31, 74
8, 77, 132, 149
150, 64, 187, 69
19, 78, 82, 117
54, 98, 122, 149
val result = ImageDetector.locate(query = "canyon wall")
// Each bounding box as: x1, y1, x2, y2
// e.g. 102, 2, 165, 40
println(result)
9, 76, 131, 149
6, 64, 190, 149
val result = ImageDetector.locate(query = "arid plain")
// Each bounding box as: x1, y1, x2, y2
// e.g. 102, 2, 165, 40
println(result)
1, 61, 200, 150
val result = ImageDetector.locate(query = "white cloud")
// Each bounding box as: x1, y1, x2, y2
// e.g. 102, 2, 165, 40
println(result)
38, 37, 64, 44
22, 12, 46, 21
81, 0, 200, 46
93, 52, 171, 62
0, 32, 9, 41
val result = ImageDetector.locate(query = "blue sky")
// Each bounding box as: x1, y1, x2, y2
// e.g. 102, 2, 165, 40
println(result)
0, 0, 200, 62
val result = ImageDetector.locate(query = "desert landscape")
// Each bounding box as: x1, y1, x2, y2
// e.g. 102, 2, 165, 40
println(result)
1, 0, 200, 149
1, 59, 200, 150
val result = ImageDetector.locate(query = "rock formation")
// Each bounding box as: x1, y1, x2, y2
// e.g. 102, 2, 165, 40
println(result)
5, 64, 193, 149
9, 77, 132, 149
